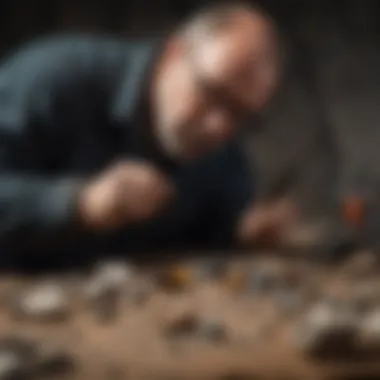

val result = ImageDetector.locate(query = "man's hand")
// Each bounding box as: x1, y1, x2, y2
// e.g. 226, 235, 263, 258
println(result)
76, 161, 174, 231
236, 198, 298, 247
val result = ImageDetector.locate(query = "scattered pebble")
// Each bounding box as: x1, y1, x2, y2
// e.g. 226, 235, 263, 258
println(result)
246, 266, 282, 294
293, 303, 359, 360
92, 261, 134, 288
164, 313, 199, 339
36, 343, 76, 377
12, 284, 69, 323
0, 336, 36, 380
85, 279, 122, 324
164, 313, 228, 345
85, 261, 134, 323
0, 351, 27, 380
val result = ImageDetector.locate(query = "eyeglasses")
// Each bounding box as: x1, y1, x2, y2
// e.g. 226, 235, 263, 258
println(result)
185, 56, 253, 123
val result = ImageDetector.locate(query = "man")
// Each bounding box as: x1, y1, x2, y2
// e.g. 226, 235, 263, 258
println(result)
0, 2, 291, 267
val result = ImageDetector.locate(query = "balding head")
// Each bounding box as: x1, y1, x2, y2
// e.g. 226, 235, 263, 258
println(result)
151, 2, 281, 162
177, 2, 277, 47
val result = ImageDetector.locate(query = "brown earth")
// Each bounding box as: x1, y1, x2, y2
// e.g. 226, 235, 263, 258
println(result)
0, 251, 380, 379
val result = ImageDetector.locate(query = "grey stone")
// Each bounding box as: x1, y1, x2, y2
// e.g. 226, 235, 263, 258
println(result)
0, 337, 37, 380
12, 284, 69, 322
85, 280, 122, 324
85, 261, 134, 323
92, 261, 134, 288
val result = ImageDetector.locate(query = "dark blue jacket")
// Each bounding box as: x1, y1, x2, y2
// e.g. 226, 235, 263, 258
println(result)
0, 35, 254, 267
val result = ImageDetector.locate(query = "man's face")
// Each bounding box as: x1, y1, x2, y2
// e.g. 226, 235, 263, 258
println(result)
152, 13, 280, 162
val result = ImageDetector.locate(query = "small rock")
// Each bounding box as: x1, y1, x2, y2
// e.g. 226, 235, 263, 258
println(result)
36, 343, 75, 377
12, 284, 69, 322
0, 351, 27, 380
93, 261, 134, 287
85, 280, 122, 324
0, 337, 37, 380
164, 313, 199, 339
164, 314, 228, 344
85, 261, 134, 323
293, 303, 359, 360
246, 265, 287, 294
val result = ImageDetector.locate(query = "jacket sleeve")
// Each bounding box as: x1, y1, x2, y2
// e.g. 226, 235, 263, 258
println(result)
0, 40, 85, 249
205, 141, 255, 248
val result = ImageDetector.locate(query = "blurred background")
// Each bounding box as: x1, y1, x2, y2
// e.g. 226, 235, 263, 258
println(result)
1, 0, 380, 249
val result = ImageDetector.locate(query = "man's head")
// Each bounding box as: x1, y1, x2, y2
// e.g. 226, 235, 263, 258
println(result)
151, 2, 281, 162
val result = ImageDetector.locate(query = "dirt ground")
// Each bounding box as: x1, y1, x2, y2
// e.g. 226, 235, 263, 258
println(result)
0, 251, 380, 380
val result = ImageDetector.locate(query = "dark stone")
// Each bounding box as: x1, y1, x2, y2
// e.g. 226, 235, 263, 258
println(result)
164, 314, 199, 339
0, 351, 28, 380
36, 344, 76, 377
0, 337, 37, 380
293, 304, 359, 360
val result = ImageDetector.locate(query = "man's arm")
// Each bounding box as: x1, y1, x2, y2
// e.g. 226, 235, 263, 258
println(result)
205, 141, 255, 248
0, 40, 86, 250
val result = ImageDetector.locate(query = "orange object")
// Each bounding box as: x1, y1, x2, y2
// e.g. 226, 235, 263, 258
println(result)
342, 196, 365, 228
158, 265, 192, 289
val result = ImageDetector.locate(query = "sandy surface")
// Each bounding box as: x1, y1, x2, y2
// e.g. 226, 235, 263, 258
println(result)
0, 251, 379, 380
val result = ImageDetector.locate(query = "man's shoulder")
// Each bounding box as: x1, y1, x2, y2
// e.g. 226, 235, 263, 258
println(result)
5, 34, 128, 66
1, 34, 153, 79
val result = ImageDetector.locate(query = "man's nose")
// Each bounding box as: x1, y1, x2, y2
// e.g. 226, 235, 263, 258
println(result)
203, 111, 234, 143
